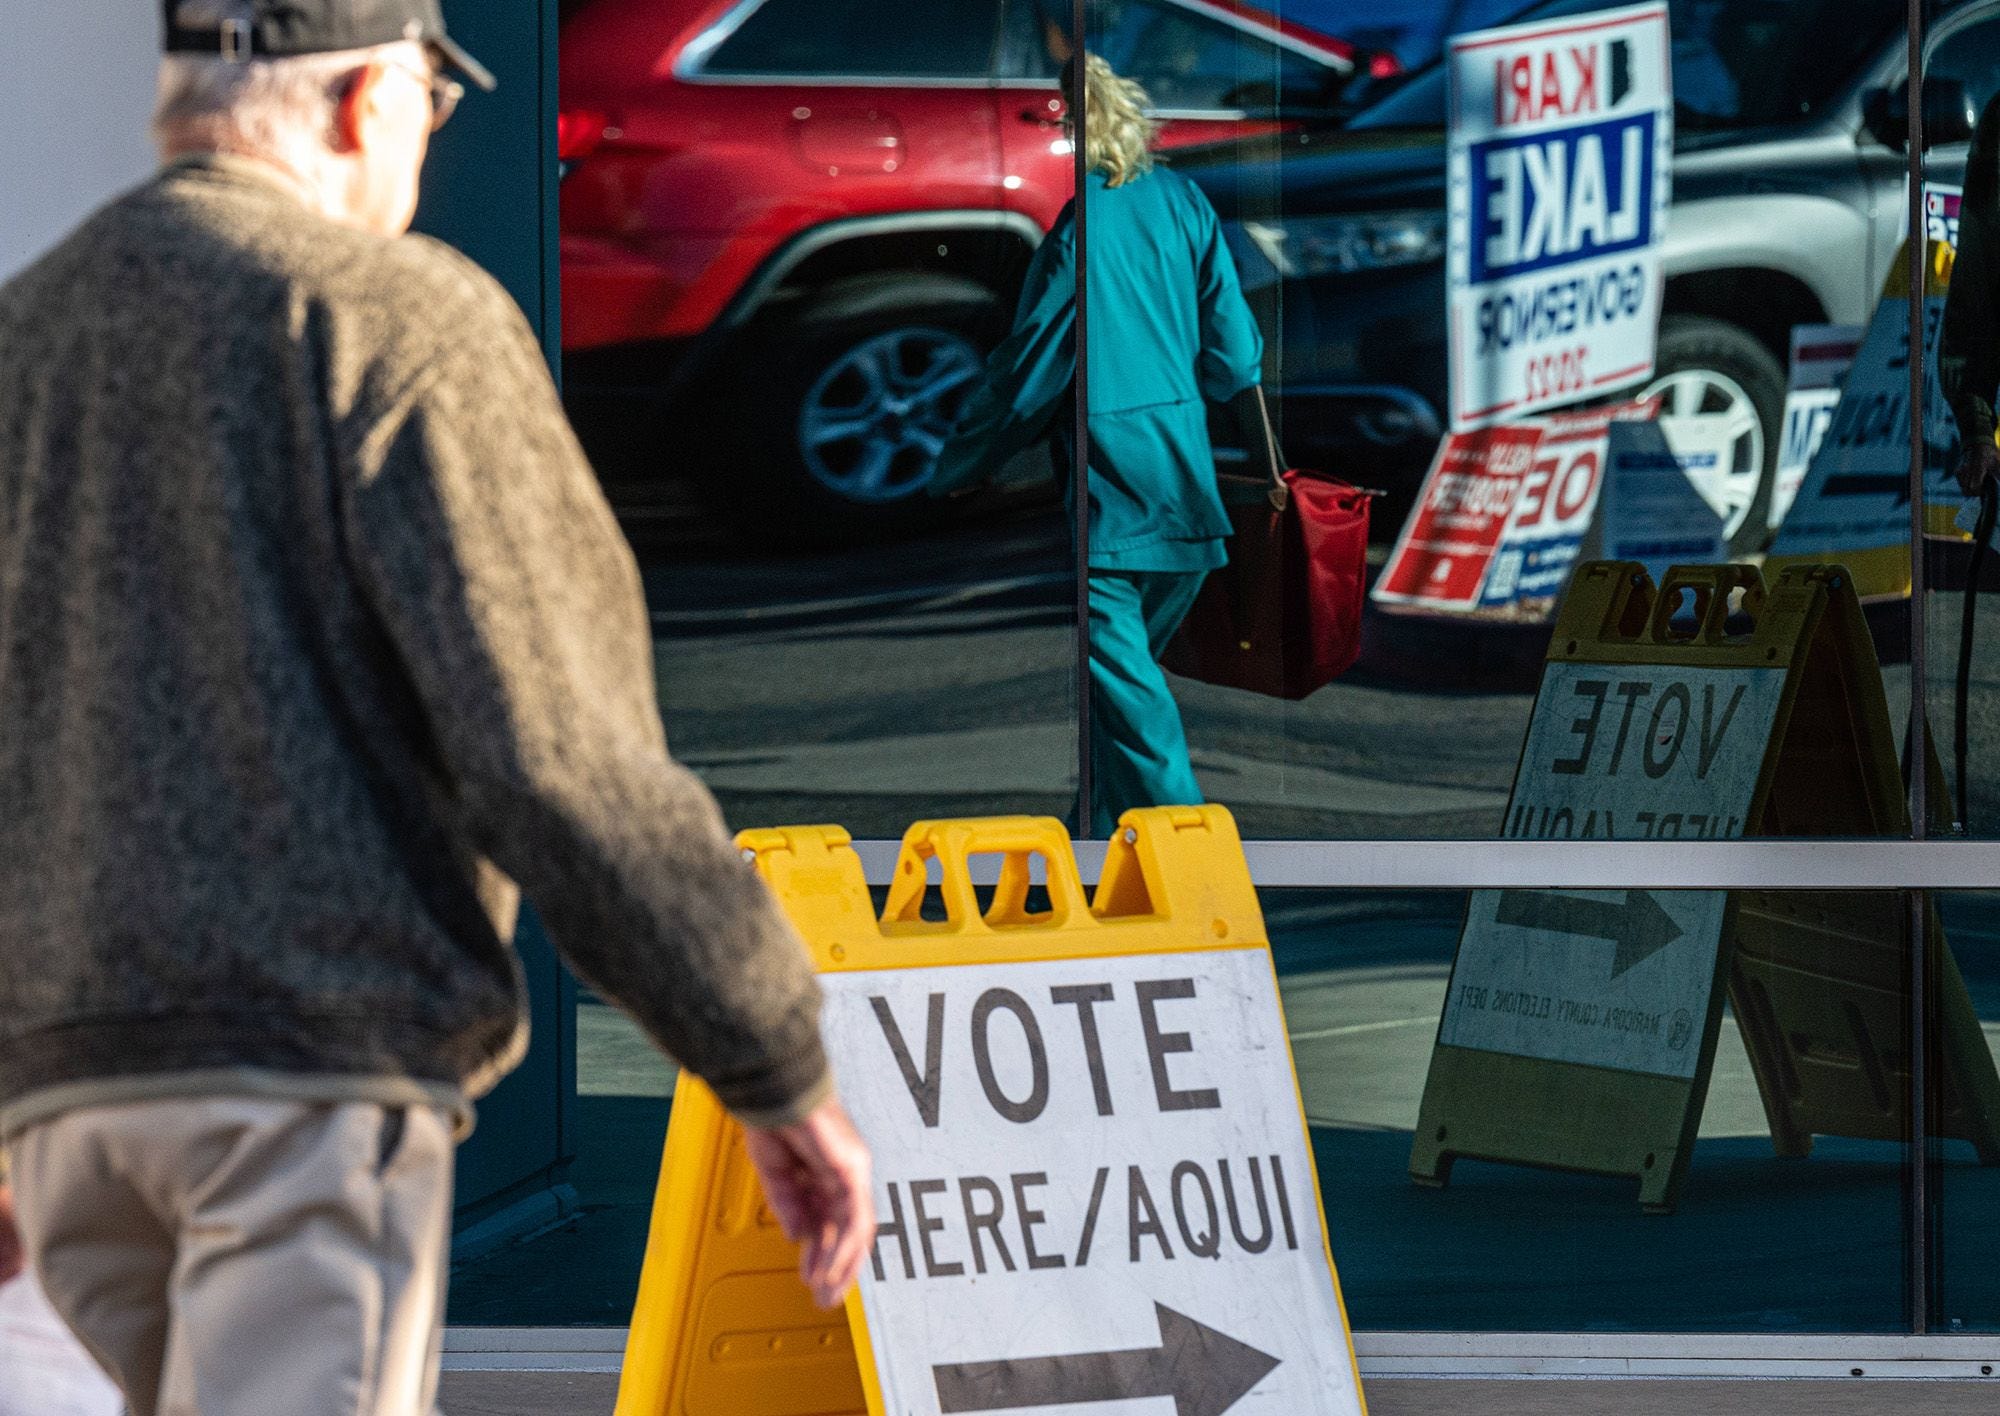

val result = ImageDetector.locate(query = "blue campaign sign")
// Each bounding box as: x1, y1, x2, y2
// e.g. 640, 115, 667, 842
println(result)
1769, 198, 1964, 590
1468, 113, 1659, 285
1446, 4, 1673, 431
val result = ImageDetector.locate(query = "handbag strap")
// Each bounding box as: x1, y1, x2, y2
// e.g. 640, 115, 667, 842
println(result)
1232, 386, 1289, 512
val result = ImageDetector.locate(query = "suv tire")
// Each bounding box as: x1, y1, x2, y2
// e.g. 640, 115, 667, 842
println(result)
1644, 314, 1788, 558
723, 273, 1002, 544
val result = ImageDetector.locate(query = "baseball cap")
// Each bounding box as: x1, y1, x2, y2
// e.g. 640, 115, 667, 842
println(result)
163, 0, 497, 92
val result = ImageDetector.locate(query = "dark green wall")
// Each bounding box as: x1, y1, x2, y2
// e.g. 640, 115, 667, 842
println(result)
417, 0, 561, 366
411, 0, 577, 1230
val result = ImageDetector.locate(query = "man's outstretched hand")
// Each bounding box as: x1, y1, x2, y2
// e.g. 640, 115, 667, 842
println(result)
1959, 439, 2000, 498
0, 1183, 25, 1286
742, 1097, 875, 1309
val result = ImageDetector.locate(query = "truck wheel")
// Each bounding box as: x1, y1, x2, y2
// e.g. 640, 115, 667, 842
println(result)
1643, 315, 1787, 557
725, 273, 1001, 542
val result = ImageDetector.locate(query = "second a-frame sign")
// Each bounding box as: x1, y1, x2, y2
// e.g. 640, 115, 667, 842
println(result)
1411, 560, 2000, 1212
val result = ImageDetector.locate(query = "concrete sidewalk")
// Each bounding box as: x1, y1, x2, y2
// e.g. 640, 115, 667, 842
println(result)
439, 1371, 2000, 1414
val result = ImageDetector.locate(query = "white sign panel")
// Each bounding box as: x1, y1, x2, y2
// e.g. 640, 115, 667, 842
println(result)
1440, 662, 1786, 1078
1771, 325, 1862, 531
1771, 189, 1963, 560
1443, 888, 1722, 1078
1767, 291, 1954, 556
823, 950, 1361, 1416
1446, 3, 1673, 430
1600, 419, 1727, 581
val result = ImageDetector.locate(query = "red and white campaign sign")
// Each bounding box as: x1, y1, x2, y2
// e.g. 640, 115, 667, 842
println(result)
1372, 424, 1542, 609
1446, 4, 1673, 430
1377, 401, 1654, 615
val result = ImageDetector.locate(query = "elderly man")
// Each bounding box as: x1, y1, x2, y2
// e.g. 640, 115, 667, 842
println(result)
0, 3, 872, 1412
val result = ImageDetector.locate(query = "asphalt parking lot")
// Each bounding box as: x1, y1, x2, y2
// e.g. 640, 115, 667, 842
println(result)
630, 496, 1924, 842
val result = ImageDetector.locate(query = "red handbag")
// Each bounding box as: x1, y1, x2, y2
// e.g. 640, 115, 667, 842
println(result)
1162, 391, 1376, 700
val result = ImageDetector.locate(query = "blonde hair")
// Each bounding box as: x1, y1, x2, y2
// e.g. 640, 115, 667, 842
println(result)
1081, 54, 1159, 187
153, 40, 424, 170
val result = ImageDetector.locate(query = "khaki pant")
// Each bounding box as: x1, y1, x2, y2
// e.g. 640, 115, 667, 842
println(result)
9, 1098, 454, 1416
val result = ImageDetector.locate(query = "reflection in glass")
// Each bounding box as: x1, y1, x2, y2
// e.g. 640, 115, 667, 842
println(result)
1937, 892, 2000, 1331
937, 54, 1265, 833
558, 0, 1079, 840
1080, 0, 1915, 838
1274, 888, 1909, 1332
1934, 7, 2000, 837
475, 0, 1086, 1325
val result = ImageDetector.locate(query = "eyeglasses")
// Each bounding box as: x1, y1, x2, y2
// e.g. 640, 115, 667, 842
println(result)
346, 60, 465, 133
389, 60, 465, 132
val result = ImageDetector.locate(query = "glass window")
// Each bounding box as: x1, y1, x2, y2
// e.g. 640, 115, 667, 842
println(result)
1270, 888, 1912, 1332
560, 0, 1077, 846
1926, 15, 2000, 128
530, 0, 1082, 1324
457, 0, 1958, 1348
1354, 0, 1905, 131
1312, 0, 1532, 72
1928, 0, 2000, 845
702, 0, 1001, 78
1091, 0, 1345, 115
999, 0, 1068, 81
1078, 0, 1914, 839
1937, 891, 2000, 1333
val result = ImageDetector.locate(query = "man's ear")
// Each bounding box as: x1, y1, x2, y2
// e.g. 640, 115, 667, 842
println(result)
331, 63, 381, 155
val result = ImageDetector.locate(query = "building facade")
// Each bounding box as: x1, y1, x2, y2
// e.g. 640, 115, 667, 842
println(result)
12, 0, 2000, 1395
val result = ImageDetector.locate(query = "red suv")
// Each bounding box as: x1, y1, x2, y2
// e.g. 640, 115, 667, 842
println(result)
558, 0, 1382, 533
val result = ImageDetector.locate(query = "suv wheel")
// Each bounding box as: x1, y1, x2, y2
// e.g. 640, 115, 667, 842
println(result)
1642, 315, 1787, 558
799, 326, 986, 504
727, 273, 1000, 542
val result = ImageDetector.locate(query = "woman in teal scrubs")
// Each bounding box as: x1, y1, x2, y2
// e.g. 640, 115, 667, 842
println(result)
932, 55, 1265, 835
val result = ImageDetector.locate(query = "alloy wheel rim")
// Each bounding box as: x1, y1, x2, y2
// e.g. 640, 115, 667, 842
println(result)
799, 327, 985, 504
1640, 366, 1768, 541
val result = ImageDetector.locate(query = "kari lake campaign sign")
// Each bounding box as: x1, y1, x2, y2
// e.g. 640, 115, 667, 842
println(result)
1446, 4, 1672, 431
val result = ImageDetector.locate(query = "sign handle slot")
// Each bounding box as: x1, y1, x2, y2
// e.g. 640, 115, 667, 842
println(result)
1645, 564, 1762, 645
882, 819, 1094, 935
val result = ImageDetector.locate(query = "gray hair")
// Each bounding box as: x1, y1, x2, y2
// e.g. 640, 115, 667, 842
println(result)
153, 41, 422, 168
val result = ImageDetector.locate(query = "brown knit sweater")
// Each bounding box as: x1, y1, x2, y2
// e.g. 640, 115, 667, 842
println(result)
0, 156, 828, 1138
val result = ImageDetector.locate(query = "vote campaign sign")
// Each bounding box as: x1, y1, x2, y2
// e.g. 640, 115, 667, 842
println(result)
1930, 184, 1963, 249
1409, 562, 1801, 1211
1412, 560, 2000, 1212
1445, 3, 1672, 430
1769, 189, 1965, 589
616, 812, 1364, 1416
1478, 405, 1614, 606
1442, 659, 1785, 1079
1375, 400, 1655, 617
1372, 423, 1542, 610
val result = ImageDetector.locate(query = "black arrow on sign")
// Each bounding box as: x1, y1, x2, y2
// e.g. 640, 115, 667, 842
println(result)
1494, 890, 1683, 978
932, 1303, 1280, 1416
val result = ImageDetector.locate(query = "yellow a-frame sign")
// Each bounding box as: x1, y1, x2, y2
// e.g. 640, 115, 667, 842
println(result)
617, 809, 1367, 1416
1411, 560, 2000, 1212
